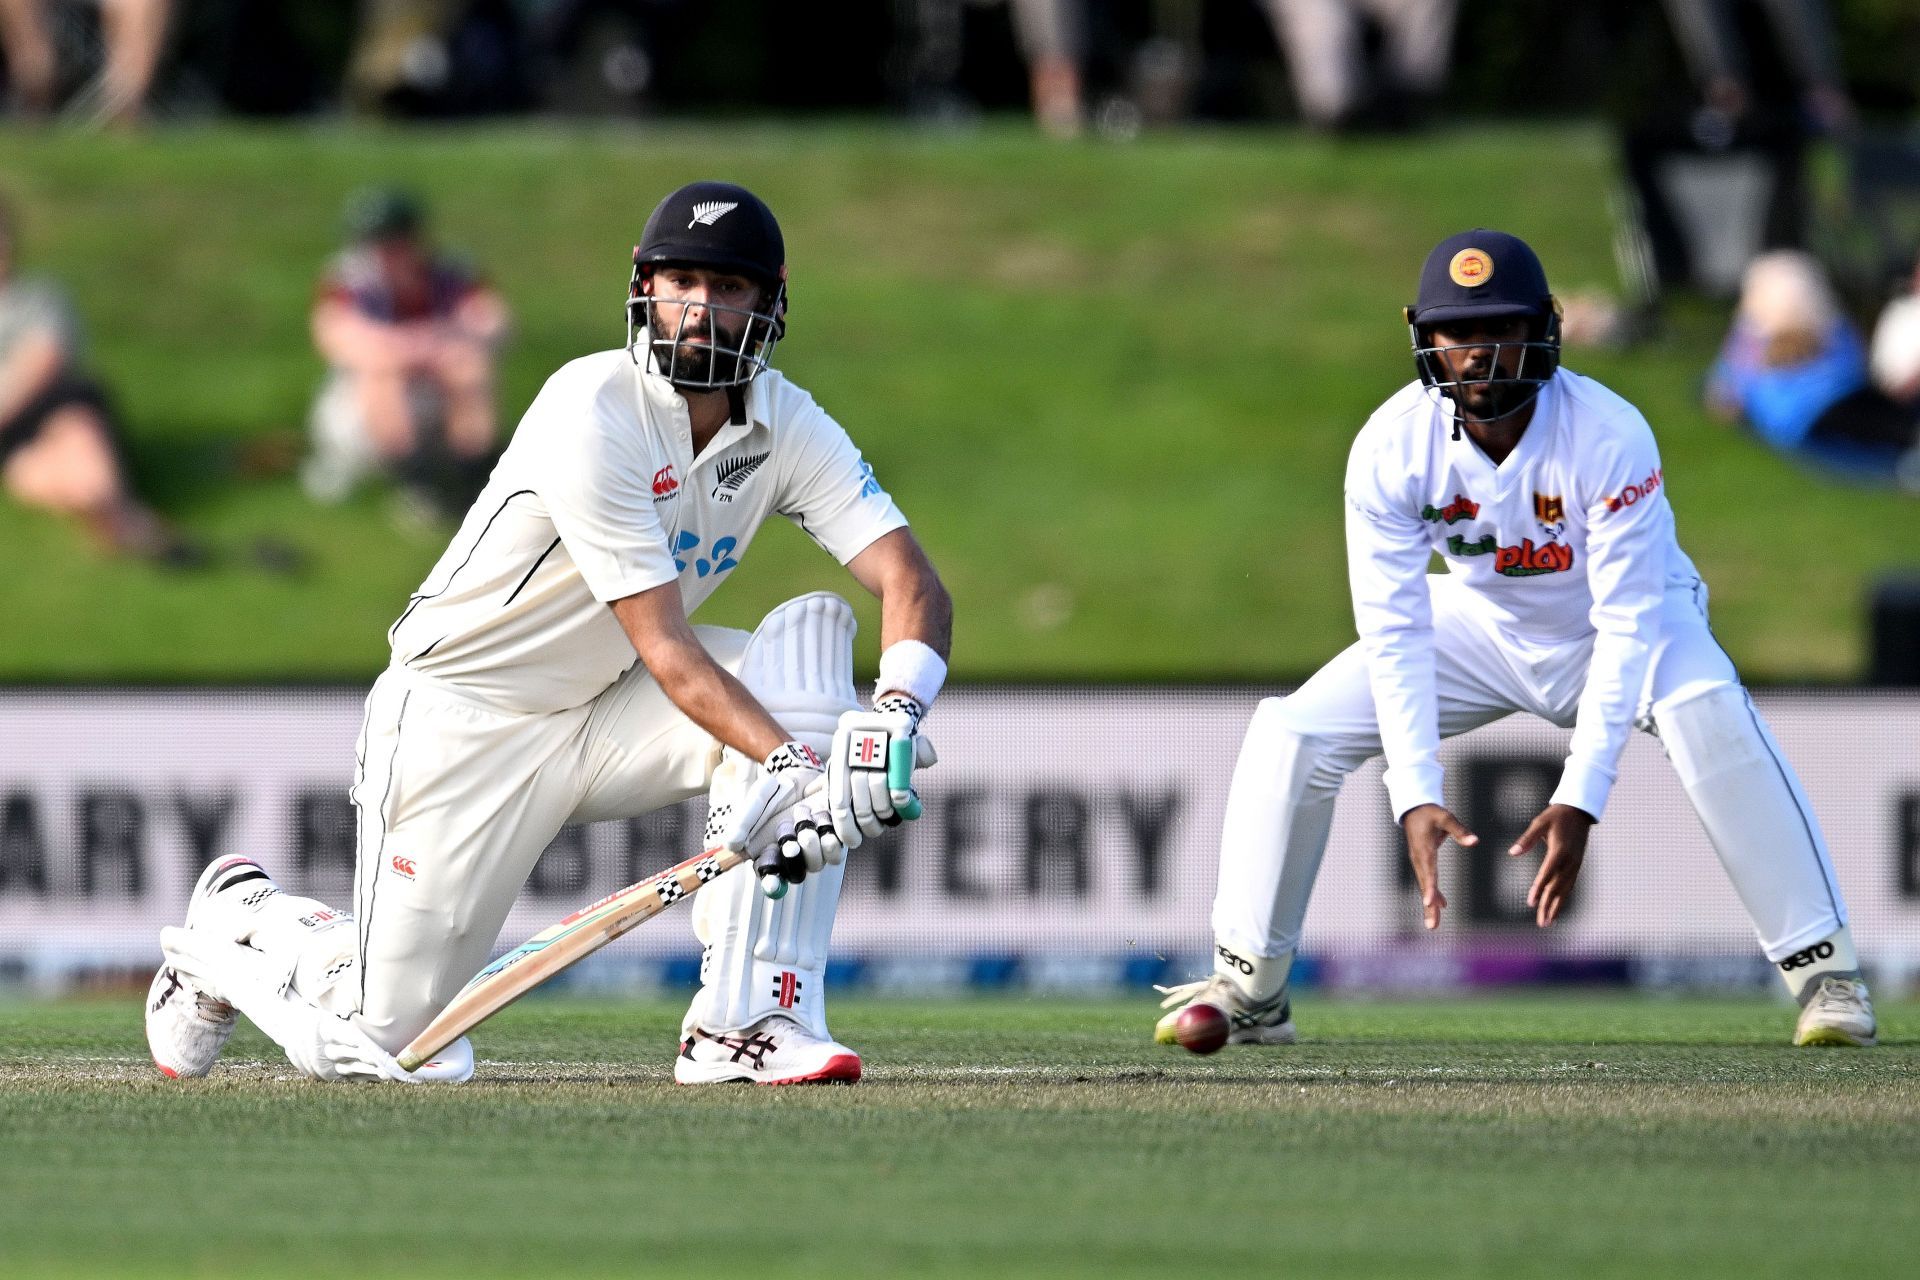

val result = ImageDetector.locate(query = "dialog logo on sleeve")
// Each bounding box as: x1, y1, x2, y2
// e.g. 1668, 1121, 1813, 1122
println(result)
1604, 468, 1662, 512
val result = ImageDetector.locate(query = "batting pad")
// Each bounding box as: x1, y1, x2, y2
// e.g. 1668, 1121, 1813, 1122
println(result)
691, 593, 860, 1039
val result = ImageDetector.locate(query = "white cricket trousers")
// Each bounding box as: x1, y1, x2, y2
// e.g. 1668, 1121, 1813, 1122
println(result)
341, 627, 749, 1052
1213, 575, 1847, 966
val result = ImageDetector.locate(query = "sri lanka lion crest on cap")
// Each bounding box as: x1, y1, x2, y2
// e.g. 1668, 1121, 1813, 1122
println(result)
1449, 248, 1494, 287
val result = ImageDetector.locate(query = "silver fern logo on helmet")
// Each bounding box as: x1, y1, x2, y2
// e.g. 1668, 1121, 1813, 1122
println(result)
688, 201, 738, 228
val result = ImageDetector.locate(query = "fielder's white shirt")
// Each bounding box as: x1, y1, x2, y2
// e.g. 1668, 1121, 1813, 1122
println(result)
388, 352, 908, 714
1344, 370, 1699, 821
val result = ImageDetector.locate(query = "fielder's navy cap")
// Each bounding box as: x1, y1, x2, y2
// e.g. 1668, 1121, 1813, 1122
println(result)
636, 181, 784, 287
1408, 229, 1552, 326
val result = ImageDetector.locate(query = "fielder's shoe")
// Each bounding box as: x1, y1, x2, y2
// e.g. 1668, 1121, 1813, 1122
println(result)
143, 855, 273, 1079
1793, 976, 1878, 1047
675, 1015, 862, 1085
1153, 975, 1296, 1046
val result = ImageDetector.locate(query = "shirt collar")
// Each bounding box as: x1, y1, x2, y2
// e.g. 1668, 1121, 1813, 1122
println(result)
633, 363, 768, 460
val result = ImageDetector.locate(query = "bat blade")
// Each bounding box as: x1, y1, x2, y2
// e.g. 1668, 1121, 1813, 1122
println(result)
396, 844, 745, 1071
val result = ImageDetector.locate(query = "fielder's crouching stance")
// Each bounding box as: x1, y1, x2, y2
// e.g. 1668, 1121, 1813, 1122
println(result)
147, 181, 953, 1084
1158, 230, 1875, 1050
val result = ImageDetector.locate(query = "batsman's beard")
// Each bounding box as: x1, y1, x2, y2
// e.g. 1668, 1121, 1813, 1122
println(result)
650, 307, 752, 387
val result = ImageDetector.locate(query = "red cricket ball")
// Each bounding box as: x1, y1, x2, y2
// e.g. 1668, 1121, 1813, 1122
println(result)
1174, 1001, 1231, 1055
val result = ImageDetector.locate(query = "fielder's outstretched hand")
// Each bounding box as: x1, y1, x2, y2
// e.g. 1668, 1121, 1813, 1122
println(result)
827, 695, 936, 848
1400, 803, 1478, 931
1508, 803, 1595, 927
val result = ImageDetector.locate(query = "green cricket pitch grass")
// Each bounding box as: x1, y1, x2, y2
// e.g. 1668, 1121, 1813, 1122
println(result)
2, 994, 1914, 1278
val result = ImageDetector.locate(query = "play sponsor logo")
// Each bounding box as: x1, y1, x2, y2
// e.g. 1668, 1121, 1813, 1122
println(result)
1495, 539, 1575, 577
1604, 468, 1662, 513
652, 465, 680, 499
390, 854, 417, 880
1422, 494, 1481, 524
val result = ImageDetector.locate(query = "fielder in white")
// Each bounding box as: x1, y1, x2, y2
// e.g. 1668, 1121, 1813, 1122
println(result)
1157, 229, 1875, 1049
147, 180, 953, 1084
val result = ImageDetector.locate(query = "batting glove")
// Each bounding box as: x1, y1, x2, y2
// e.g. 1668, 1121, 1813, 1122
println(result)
706, 741, 840, 898
828, 695, 938, 847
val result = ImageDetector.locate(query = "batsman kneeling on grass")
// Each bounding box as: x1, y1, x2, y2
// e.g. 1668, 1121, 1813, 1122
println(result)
1157, 229, 1876, 1052
146, 181, 952, 1085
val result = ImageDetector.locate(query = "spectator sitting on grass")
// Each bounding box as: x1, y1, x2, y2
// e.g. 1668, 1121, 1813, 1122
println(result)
1867, 248, 1920, 465
304, 186, 510, 521
0, 198, 200, 564
1706, 250, 1918, 489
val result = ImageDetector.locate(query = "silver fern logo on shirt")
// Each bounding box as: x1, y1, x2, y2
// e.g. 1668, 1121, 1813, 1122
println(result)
711, 451, 769, 502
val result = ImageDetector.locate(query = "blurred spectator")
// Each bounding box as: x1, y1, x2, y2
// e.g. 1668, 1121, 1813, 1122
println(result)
304, 187, 510, 521
1663, 0, 1854, 137
1706, 251, 1918, 487
891, 0, 1087, 137
1257, 0, 1458, 131
346, 0, 533, 116
0, 0, 172, 125
1622, 0, 1852, 297
530, 0, 679, 117
1870, 249, 1920, 406
0, 198, 199, 564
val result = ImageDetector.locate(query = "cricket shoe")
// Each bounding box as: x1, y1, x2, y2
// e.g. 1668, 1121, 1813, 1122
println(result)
675, 1015, 862, 1086
1793, 976, 1877, 1047
1153, 975, 1296, 1046
143, 856, 275, 1079
145, 964, 237, 1079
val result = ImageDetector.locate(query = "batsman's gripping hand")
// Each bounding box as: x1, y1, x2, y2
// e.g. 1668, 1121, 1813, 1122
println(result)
709, 742, 840, 900
828, 695, 938, 849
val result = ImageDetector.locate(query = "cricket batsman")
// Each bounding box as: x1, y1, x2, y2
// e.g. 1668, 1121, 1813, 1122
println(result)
1157, 229, 1875, 1049
146, 181, 953, 1084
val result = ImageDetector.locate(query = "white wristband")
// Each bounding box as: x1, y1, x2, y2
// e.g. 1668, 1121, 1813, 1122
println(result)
875, 639, 947, 711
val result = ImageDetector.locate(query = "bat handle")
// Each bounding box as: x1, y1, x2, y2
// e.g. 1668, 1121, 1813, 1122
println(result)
888, 737, 921, 821
754, 846, 789, 899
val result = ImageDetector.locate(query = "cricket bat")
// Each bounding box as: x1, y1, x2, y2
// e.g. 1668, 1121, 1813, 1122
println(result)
395, 739, 920, 1072
396, 843, 747, 1070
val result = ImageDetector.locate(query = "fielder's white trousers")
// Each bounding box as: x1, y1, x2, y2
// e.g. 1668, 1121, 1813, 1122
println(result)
342, 627, 749, 1052
1213, 575, 1847, 966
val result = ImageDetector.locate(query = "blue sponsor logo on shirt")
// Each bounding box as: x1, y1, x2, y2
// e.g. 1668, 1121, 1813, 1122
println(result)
856, 460, 881, 499
673, 531, 740, 578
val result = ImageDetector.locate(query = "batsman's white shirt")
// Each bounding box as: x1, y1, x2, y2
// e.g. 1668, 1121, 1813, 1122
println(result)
389, 352, 906, 712
1344, 370, 1698, 821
